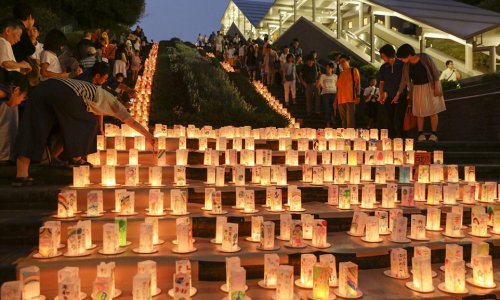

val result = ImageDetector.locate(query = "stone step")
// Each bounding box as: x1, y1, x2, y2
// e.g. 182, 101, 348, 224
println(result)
31, 260, 500, 300
0, 210, 52, 244
16, 233, 500, 284
0, 245, 34, 284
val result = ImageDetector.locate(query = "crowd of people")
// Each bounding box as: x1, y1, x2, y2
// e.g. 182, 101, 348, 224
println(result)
0, 3, 154, 186
201, 31, 449, 143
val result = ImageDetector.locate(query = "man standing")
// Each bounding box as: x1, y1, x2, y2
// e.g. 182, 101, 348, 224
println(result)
336, 54, 360, 128
12, 2, 35, 63
300, 55, 321, 117
378, 44, 407, 138
439, 60, 461, 82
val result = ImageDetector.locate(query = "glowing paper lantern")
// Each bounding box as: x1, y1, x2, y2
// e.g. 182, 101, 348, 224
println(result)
390, 216, 408, 243
176, 217, 194, 253
138, 260, 159, 297
259, 221, 276, 250
102, 223, 119, 254
298, 254, 316, 288
327, 185, 339, 206
289, 220, 304, 247
444, 212, 463, 238
426, 207, 441, 231
311, 219, 328, 248
470, 255, 495, 288
338, 187, 351, 210
148, 189, 164, 216
410, 214, 427, 240
276, 265, 294, 300
171, 189, 188, 215
221, 223, 239, 252
176, 149, 188, 166
243, 190, 256, 213
174, 166, 186, 186
363, 216, 381, 242
401, 186, 414, 207
262, 254, 279, 288
132, 273, 151, 300
337, 262, 359, 297
312, 263, 330, 300
388, 248, 408, 278
349, 212, 368, 236
471, 212, 489, 237
279, 214, 292, 241
408, 256, 434, 292
302, 214, 314, 240
101, 165, 116, 186
289, 189, 303, 212
464, 166, 475, 182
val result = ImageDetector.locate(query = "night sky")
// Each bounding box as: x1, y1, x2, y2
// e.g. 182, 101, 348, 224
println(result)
136, 0, 237, 43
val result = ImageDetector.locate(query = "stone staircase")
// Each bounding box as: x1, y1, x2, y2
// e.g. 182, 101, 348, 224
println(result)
0, 136, 499, 298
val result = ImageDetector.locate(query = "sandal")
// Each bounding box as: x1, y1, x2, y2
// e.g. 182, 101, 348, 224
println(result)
69, 158, 93, 167
12, 176, 35, 187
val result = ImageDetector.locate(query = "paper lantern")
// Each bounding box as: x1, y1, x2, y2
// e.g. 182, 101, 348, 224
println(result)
96, 262, 117, 298
72, 166, 86, 187
176, 217, 194, 253
462, 184, 476, 204
322, 165, 333, 183
444, 212, 463, 237
138, 260, 158, 297
145, 218, 160, 245
430, 165, 443, 183
339, 187, 351, 210
106, 149, 117, 166
470, 255, 496, 288
19, 266, 40, 300
214, 216, 227, 244
312, 219, 328, 248
279, 214, 292, 241
198, 137, 207, 151
57, 276, 80, 300
447, 165, 459, 182
285, 150, 298, 166
401, 186, 414, 207
215, 166, 225, 187
57, 191, 75, 218
409, 215, 427, 240
36, 226, 57, 258
234, 187, 245, 210
137, 223, 154, 253
102, 223, 119, 254
426, 207, 441, 231
298, 254, 316, 288
374, 210, 389, 234
303, 165, 313, 183
360, 166, 371, 182
321, 150, 332, 165
245, 137, 255, 150
262, 254, 279, 288
250, 216, 263, 242
132, 273, 151, 300
276, 265, 295, 300
66, 225, 86, 256
408, 256, 434, 292
224, 257, 241, 292
311, 167, 324, 185
228, 267, 246, 299
270, 189, 283, 212
289, 220, 304, 247
302, 214, 314, 240
203, 188, 215, 211
382, 187, 395, 208
349, 212, 368, 236
464, 166, 475, 182
174, 166, 186, 186
338, 262, 359, 297
443, 184, 458, 205
327, 185, 339, 206
433, 150, 444, 164
114, 217, 128, 247
375, 166, 386, 184
210, 191, 224, 214
414, 182, 426, 202
243, 190, 256, 213
123, 165, 139, 186
312, 263, 330, 300
334, 165, 349, 184
289, 189, 303, 212
362, 216, 381, 243
171, 189, 188, 215
491, 211, 500, 234
417, 165, 430, 183
260, 166, 271, 185
134, 136, 146, 151
388, 248, 408, 278
148, 189, 164, 216
471, 212, 489, 237
390, 216, 408, 243
216, 137, 227, 151
101, 165, 116, 186
276, 166, 287, 186
259, 221, 276, 250
233, 166, 246, 186
176, 149, 188, 166
87, 152, 101, 166
221, 223, 239, 252
97, 135, 106, 150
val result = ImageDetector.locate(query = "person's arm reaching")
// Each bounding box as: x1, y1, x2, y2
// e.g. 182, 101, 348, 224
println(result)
124, 117, 155, 147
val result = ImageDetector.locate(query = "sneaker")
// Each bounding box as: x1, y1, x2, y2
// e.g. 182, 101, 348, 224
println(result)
417, 133, 427, 141
428, 133, 438, 142
12, 176, 35, 187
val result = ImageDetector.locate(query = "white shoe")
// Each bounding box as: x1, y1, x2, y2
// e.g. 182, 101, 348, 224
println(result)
428, 133, 438, 142
418, 134, 427, 141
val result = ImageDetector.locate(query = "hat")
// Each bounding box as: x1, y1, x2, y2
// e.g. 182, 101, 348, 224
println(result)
87, 47, 97, 55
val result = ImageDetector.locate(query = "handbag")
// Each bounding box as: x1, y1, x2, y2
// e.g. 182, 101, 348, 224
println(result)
403, 106, 417, 131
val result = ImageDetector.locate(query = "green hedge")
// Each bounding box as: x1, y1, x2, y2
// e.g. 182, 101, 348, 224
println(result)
150, 39, 288, 128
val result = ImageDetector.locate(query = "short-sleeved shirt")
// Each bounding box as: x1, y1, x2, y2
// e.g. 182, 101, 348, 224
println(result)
0, 37, 19, 72
409, 60, 429, 85
319, 74, 337, 94
53, 78, 131, 122
336, 67, 360, 104
439, 68, 458, 81
377, 59, 404, 97
40, 50, 63, 81
301, 64, 319, 84
363, 86, 379, 102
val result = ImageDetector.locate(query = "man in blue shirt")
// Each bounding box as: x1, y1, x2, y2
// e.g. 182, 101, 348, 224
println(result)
377, 44, 407, 138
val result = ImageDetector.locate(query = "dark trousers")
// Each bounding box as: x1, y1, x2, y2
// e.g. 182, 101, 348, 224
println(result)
384, 93, 408, 138
305, 83, 320, 116
322, 93, 336, 124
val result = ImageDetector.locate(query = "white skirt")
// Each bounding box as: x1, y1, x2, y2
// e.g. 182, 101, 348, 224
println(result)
412, 83, 446, 117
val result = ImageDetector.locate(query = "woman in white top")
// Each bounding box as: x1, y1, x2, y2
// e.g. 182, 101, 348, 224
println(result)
317, 62, 338, 127
281, 53, 297, 107
40, 29, 69, 81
